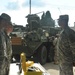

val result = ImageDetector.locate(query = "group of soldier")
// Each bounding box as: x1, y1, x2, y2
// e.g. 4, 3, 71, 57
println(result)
0, 12, 75, 75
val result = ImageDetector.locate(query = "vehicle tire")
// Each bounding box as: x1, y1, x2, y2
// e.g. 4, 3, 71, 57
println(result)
47, 46, 54, 62
38, 46, 47, 65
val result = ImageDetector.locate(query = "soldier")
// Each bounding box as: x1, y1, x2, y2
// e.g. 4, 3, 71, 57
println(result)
0, 13, 13, 75
57, 15, 75, 75
53, 34, 59, 64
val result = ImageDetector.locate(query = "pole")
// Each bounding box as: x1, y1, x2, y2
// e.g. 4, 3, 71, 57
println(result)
29, 0, 31, 14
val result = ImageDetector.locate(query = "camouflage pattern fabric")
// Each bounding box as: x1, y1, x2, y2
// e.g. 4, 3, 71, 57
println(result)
4, 31, 12, 75
0, 30, 12, 75
0, 30, 7, 75
57, 27, 75, 75
4, 31, 12, 60
53, 37, 58, 64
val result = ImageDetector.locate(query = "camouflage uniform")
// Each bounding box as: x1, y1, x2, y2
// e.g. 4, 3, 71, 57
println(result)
4, 30, 12, 74
57, 27, 75, 75
53, 36, 58, 64
0, 30, 8, 75
0, 30, 12, 75
0, 13, 12, 75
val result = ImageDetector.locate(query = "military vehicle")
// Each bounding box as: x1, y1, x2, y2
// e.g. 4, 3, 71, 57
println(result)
11, 11, 60, 65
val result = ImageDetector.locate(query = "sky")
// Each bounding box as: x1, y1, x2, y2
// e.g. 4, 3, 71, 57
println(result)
0, 0, 75, 27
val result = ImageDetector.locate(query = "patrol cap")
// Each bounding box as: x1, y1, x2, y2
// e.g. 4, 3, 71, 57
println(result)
58, 15, 69, 22
0, 13, 12, 25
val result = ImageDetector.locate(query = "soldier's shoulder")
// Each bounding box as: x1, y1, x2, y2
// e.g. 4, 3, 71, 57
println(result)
69, 28, 75, 34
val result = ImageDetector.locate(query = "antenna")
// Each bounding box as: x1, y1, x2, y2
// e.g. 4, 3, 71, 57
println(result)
34, 11, 44, 15
58, 8, 62, 14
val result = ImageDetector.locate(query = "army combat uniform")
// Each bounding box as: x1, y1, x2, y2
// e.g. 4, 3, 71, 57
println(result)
53, 36, 58, 64
5, 30, 12, 74
0, 29, 12, 75
0, 30, 8, 75
57, 27, 75, 75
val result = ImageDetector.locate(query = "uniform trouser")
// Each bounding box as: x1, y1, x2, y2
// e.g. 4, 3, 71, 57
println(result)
59, 62, 73, 75
0, 61, 7, 75
0, 58, 10, 75
54, 48, 58, 63
0, 70, 4, 75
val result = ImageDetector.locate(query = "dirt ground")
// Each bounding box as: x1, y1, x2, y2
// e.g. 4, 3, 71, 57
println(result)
43, 62, 59, 75
43, 62, 75, 75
